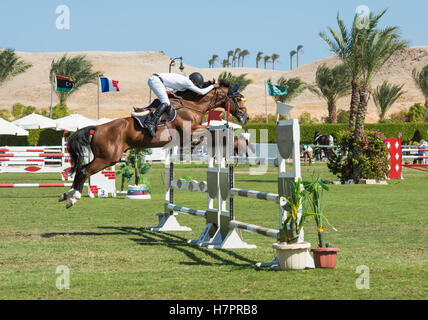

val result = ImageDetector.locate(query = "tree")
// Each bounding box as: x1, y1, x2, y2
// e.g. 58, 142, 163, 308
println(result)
320, 11, 387, 130
296, 45, 304, 67
233, 48, 241, 68
0, 49, 32, 86
50, 54, 103, 104
240, 49, 250, 67
256, 51, 263, 68
218, 72, 253, 91
271, 54, 280, 70
309, 64, 352, 123
273, 77, 307, 103
263, 56, 271, 69
373, 81, 406, 121
208, 59, 213, 68
354, 24, 408, 140
227, 50, 234, 67
320, 9, 408, 183
412, 65, 428, 108
211, 54, 219, 68
221, 59, 230, 68
289, 50, 297, 70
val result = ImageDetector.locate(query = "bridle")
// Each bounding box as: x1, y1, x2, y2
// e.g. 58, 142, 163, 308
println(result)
209, 86, 247, 118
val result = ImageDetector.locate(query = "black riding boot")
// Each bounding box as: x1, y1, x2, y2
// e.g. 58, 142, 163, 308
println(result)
145, 103, 170, 137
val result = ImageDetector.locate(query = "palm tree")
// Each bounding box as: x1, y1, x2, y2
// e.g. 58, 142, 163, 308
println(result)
256, 51, 263, 68
0, 49, 32, 86
289, 50, 297, 70
320, 10, 391, 131
211, 54, 219, 68
373, 81, 406, 121
412, 65, 428, 108
221, 59, 230, 68
240, 50, 250, 67
273, 77, 307, 103
354, 25, 408, 139
296, 45, 304, 67
227, 50, 234, 67
271, 54, 280, 70
309, 64, 352, 123
50, 54, 103, 105
263, 56, 271, 69
234, 48, 241, 68
218, 72, 253, 91
208, 59, 213, 68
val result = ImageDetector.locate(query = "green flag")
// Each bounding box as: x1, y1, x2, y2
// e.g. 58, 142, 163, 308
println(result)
267, 81, 287, 96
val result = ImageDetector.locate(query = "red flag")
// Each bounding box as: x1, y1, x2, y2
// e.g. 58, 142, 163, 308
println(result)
208, 110, 222, 126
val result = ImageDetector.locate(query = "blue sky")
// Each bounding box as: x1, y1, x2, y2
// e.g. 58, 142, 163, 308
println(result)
0, 0, 426, 70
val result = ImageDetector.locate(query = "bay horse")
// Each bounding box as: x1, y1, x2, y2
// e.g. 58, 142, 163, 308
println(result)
59, 84, 249, 208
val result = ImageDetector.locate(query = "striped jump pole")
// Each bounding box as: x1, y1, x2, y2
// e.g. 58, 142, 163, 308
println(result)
0, 183, 73, 188
0, 183, 88, 188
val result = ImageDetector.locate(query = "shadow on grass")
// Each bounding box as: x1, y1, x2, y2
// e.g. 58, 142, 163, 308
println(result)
41, 226, 259, 269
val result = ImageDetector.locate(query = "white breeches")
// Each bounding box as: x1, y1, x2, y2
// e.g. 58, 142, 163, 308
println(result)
148, 75, 170, 105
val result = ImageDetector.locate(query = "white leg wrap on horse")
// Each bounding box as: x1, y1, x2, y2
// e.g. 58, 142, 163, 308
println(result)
71, 190, 81, 200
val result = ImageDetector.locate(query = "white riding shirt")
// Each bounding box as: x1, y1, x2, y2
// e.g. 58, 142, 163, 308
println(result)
148, 73, 215, 105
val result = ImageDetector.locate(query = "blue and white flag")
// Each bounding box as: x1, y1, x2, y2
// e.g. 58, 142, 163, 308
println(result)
100, 77, 119, 92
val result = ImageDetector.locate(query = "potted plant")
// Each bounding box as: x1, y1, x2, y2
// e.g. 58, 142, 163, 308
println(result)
303, 178, 339, 268
116, 164, 133, 194
124, 148, 152, 199
273, 177, 313, 270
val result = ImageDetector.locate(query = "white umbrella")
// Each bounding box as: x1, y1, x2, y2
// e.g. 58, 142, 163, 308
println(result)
202, 120, 242, 129
96, 118, 113, 125
0, 118, 29, 136
55, 114, 98, 131
12, 113, 57, 129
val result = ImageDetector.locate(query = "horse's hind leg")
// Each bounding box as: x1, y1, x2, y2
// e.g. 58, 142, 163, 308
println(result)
64, 158, 111, 209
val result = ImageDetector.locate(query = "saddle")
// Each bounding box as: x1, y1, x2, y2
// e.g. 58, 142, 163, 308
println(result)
131, 94, 181, 130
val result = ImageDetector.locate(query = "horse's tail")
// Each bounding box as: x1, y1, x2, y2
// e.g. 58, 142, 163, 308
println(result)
67, 126, 96, 175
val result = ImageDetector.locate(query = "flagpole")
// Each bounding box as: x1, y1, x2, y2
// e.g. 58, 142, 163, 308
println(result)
264, 80, 268, 124
97, 77, 100, 120
50, 72, 54, 118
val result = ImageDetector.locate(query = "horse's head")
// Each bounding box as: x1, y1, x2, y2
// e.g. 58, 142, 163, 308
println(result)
216, 84, 249, 125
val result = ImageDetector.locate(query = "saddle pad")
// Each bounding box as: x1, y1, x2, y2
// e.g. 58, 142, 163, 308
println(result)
132, 105, 177, 130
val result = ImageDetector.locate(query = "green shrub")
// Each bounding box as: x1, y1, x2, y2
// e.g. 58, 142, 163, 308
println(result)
336, 110, 350, 124
407, 103, 427, 122
327, 129, 390, 182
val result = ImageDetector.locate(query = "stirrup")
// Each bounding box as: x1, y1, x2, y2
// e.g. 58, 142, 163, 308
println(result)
131, 110, 150, 117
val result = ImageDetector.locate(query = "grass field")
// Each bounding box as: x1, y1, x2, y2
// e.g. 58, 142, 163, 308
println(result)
0, 163, 426, 300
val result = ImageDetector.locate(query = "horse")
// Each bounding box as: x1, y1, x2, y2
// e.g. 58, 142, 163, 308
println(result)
59, 84, 250, 208
313, 131, 331, 161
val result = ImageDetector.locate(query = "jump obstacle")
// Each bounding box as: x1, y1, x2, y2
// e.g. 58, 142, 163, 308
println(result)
147, 119, 314, 268
0, 137, 116, 198
386, 137, 428, 178
0, 138, 69, 178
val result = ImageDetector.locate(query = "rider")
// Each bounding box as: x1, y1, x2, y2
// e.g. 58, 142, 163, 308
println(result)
144, 72, 218, 137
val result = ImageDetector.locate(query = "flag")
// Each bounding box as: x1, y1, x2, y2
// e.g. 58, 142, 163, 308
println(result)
55, 76, 74, 92
100, 77, 119, 92
267, 81, 287, 96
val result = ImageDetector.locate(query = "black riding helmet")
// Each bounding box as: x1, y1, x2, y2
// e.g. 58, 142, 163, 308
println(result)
189, 72, 204, 88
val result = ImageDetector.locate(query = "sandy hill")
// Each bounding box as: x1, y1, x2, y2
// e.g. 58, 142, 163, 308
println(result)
0, 47, 427, 122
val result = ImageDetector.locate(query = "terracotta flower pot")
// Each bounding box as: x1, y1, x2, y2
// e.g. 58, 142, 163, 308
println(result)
311, 247, 340, 268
